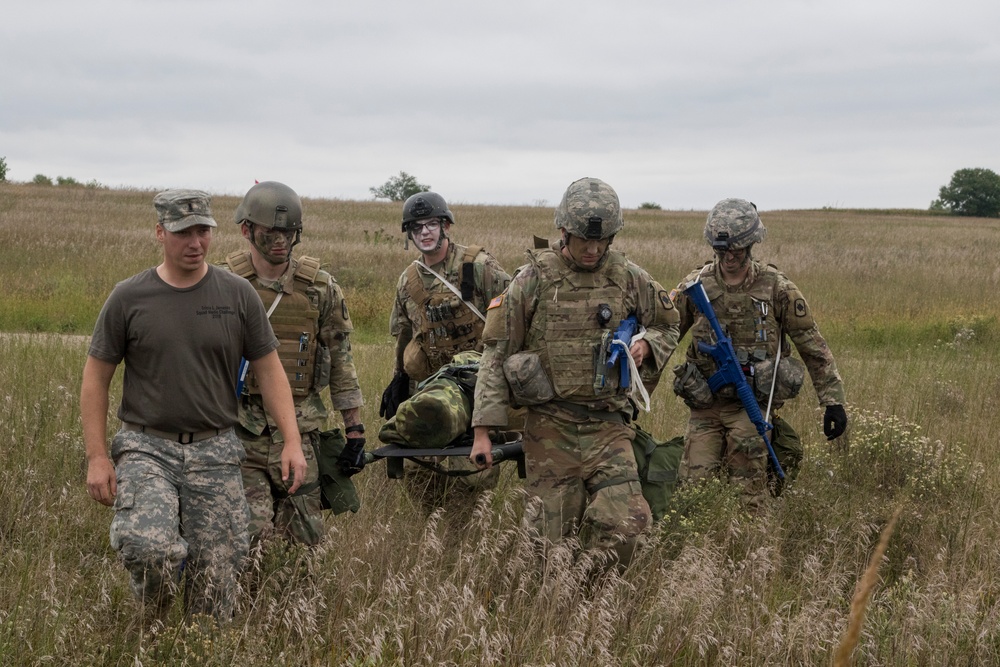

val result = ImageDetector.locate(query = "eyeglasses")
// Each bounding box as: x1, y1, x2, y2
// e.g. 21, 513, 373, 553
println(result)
409, 220, 441, 234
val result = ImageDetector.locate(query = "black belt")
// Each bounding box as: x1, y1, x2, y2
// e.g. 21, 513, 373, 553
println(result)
122, 422, 232, 444
549, 400, 628, 424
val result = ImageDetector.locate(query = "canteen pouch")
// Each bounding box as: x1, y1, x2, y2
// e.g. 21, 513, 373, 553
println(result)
503, 352, 555, 407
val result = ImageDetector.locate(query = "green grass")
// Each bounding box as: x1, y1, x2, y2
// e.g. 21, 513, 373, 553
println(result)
2, 183, 1000, 665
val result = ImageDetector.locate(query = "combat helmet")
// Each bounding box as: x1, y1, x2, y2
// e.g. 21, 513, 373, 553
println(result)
554, 177, 623, 240
704, 198, 766, 251
235, 181, 303, 263
401, 192, 454, 233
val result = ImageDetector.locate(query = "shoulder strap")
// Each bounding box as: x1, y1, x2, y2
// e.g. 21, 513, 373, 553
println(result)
459, 245, 484, 302
414, 260, 486, 323
225, 251, 256, 279
293, 255, 322, 285
404, 261, 429, 306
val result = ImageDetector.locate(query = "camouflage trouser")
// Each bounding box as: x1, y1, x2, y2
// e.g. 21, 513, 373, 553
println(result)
678, 399, 768, 508
238, 426, 323, 547
109, 427, 250, 622
523, 411, 650, 566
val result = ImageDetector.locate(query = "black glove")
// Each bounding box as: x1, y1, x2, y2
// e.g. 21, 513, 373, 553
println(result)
823, 404, 847, 440
378, 372, 410, 419
338, 427, 366, 476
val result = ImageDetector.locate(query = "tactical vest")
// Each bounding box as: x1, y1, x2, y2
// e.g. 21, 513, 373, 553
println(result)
688, 263, 784, 382
404, 245, 485, 371
225, 251, 322, 398
527, 248, 631, 408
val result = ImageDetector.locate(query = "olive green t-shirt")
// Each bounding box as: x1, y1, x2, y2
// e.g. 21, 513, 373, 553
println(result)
89, 265, 279, 433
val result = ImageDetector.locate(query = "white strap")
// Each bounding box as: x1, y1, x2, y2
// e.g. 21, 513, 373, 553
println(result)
414, 260, 486, 323
265, 291, 284, 318
608, 326, 651, 412
238, 292, 284, 387
764, 326, 781, 424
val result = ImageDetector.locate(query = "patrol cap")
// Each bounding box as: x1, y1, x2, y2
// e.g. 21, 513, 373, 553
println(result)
153, 189, 217, 232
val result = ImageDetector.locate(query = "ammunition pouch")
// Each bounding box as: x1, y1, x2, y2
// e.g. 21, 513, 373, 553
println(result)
503, 352, 555, 407
672, 361, 714, 409
752, 356, 806, 404
402, 339, 433, 382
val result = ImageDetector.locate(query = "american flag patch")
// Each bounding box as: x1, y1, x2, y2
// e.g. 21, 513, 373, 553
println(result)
488, 294, 505, 310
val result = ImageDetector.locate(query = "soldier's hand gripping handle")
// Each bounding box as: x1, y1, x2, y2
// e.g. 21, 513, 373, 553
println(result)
470, 426, 494, 469
823, 404, 847, 440
339, 425, 367, 476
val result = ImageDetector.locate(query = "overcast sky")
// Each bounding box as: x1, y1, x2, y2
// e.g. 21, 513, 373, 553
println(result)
3, 0, 998, 210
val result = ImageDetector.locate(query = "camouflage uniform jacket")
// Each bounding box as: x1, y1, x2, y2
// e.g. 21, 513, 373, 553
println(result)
221, 252, 363, 439
472, 242, 680, 427
672, 259, 845, 406
390, 241, 511, 381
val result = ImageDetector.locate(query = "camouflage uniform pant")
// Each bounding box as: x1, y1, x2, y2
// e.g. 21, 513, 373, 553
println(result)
678, 399, 768, 508
109, 428, 250, 622
523, 410, 650, 565
238, 426, 323, 547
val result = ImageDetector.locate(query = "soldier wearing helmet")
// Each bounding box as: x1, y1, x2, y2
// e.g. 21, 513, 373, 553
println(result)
470, 177, 680, 568
383, 190, 512, 502
671, 198, 847, 507
221, 181, 365, 546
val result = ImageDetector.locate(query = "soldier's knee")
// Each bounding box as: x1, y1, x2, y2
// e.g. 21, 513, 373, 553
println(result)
582, 480, 649, 548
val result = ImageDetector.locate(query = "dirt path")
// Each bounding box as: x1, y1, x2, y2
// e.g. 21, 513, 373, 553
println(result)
0, 332, 91, 345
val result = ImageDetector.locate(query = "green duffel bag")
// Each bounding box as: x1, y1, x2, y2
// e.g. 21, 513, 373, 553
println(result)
768, 414, 803, 497
314, 428, 361, 514
631, 425, 684, 522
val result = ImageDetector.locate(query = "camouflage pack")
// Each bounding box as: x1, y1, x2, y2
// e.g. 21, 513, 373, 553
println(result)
752, 356, 806, 403
379, 351, 480, 448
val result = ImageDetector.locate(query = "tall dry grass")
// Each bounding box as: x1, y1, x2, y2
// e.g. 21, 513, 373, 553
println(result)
2, 184, 1000, 665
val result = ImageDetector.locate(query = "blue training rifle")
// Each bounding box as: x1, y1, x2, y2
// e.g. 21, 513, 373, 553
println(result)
682, 280, 784, 479
607, 315, 639, 388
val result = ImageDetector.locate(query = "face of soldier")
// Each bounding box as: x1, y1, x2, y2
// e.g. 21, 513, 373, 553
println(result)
562, 233, 610, 269
245, 223, 296, 265
157, 224, 213, 274
716, 246, 750, 281
410, 218, 447, 254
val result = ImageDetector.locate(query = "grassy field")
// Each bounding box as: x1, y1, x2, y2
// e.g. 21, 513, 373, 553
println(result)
1, 183, 999, 665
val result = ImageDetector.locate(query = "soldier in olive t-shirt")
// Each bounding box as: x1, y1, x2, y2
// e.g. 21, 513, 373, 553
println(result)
82, 189, 306, 625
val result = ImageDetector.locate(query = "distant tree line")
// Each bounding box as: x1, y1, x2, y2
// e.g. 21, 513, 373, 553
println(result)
932, 167, 1000, 218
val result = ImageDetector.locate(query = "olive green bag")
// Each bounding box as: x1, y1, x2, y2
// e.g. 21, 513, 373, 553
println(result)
315, 428, 361, 514
768, 414, 803, 496
631, 425, 684, 522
